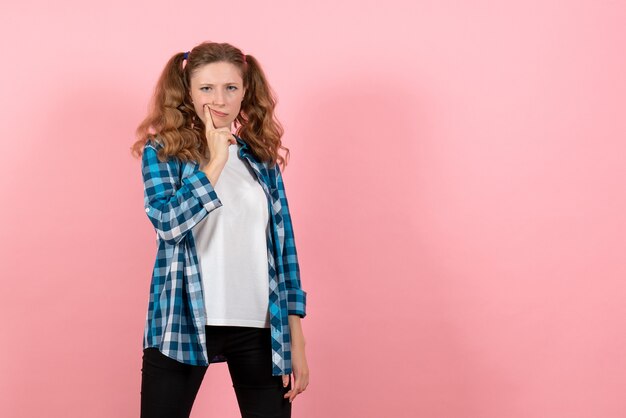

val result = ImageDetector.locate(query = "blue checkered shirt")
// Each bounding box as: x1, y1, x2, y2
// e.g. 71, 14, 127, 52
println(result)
140, 134, 307, 376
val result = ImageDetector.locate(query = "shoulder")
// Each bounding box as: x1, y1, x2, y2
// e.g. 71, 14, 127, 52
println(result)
141, 136, 181, 175
145, 135, 165, 150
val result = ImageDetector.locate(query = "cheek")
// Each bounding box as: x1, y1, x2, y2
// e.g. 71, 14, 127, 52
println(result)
230, 95, 244, 111
192, 103, 206, 122
190, 92, 202, 106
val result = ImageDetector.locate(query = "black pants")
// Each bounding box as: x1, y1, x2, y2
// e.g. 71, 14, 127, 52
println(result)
140, 325, 292, 418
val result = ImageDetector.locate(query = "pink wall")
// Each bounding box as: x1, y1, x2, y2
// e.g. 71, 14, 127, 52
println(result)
1, 1, 625, 417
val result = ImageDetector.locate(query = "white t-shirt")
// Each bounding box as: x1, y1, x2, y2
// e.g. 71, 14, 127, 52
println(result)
192, 143, 270, 328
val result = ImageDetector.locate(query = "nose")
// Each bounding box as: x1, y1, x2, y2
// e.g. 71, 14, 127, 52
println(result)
212, 89, 226, 106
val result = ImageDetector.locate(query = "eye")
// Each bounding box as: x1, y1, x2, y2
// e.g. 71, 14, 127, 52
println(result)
200, 86, 212, 92
227, 85, 238, 91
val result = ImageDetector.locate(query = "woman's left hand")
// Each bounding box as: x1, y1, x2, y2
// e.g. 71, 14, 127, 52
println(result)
283, 343, 309, 403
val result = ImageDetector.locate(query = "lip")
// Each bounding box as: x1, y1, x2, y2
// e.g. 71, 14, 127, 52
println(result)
210, 109, 228, 117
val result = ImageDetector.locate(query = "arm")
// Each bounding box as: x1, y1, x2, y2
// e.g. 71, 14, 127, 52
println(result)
277, 166, 311, 401
285, 314, 309, 401
276, 164, 307, 318
141, 141, 223, 245
288, 315, 306, 346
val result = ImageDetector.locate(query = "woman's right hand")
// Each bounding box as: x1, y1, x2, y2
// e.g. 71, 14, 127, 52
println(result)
203, 103, 236, 166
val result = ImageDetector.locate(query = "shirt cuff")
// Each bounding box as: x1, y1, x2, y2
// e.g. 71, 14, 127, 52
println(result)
183, 170, 222, 212
287, 289, 307, 318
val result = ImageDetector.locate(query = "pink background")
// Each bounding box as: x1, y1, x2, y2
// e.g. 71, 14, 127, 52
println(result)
1, 1, 625, 417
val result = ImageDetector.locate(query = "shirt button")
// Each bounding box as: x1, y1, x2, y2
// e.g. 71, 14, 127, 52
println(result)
145, 208, 150, 212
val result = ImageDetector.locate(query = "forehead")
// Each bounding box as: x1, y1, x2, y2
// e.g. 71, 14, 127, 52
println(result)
190, 61, 243, 84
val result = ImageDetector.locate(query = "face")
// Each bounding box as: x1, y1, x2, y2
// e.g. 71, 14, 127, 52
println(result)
188, 61, 246, 129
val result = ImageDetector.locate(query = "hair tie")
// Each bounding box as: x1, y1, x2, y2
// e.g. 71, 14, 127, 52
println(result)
183, 51, 190, 60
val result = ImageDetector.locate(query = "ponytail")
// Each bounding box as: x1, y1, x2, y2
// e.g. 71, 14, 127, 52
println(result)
131, 52, 200, 162
236, 54, 288, 170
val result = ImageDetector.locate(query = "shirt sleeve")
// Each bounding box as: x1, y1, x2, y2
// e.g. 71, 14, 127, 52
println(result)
141, 141, 223, 245
276, 163, 307, 318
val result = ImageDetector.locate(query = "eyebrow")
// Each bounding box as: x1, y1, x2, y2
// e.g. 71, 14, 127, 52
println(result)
198, 82, 241, 86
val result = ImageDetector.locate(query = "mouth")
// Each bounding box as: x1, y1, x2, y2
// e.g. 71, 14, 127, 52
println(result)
210, 109, 228, 117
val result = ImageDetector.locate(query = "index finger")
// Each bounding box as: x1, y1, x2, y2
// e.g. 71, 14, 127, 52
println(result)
203, 104, 216, 130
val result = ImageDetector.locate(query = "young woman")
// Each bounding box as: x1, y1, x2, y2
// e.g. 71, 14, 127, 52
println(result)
130, 41, 309, 418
